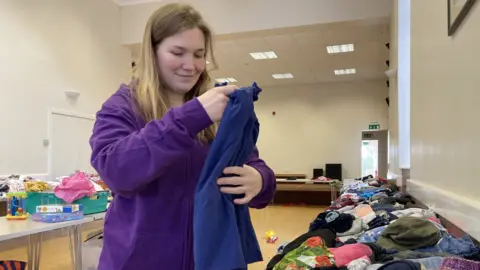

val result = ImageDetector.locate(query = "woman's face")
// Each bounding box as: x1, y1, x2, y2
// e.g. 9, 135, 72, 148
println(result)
156, 27, 207, 95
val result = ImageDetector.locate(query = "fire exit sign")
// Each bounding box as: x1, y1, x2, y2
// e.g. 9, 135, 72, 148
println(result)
369, 122, 380, 130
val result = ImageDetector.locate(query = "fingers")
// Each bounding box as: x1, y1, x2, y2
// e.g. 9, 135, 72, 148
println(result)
217, 176, 244, 186
223, 166, 245, 176
217, 175, 242, 185
217, 85, 238, 95
220, 186, 246, 195
234, 195, 253, 205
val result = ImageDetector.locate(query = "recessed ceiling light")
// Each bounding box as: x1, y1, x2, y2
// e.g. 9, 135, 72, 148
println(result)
272, 73, 294, 79
326, 44, 355, 54
206, 60, 210, 64
215, 78, 237, 83
334, 68, 356, 75
250, 51, 278, 60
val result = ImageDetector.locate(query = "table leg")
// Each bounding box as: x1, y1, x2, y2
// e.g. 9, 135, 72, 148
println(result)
68, 227, 75, 268
27, 233, 43, 270
68, 225, 83, 270
75, 225, 83, 270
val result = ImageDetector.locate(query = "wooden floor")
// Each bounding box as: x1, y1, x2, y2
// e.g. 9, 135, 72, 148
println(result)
0, 205, 324, 270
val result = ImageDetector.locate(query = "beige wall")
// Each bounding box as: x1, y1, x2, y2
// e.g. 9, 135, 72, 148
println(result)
255, 80, 389, 179
0, 0, 132, 175
409, 1, 479, 199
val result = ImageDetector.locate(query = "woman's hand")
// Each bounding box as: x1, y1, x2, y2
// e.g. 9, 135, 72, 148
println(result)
197, 85, 238, 122
217, 165, 263, 205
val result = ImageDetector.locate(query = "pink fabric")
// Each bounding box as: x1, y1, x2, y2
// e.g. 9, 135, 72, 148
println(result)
429, 216, 441, 224
329, 243, 373, 266
54, 172, 96, 204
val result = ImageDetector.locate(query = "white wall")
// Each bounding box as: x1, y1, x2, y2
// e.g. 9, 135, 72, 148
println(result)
255, 80, 389, 179
409, 1, 479, 197
405, 0, 480, 239
0, 0, 132, 175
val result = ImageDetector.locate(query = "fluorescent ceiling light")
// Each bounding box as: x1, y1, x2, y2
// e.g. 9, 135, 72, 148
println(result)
250, 51, 278, 60
272, 73, 294, 79
334, 68, 356, 75
326, 44, 354, 54
215, 78, 237, 83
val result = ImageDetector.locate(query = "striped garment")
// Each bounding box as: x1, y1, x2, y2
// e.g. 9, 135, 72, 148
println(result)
0, 261, 27, 270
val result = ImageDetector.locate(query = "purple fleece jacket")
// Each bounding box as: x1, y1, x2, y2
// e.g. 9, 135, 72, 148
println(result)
89, 84, 276, 270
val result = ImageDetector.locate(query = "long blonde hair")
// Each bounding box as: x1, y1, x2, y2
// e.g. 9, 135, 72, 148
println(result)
132, 3, 217, 142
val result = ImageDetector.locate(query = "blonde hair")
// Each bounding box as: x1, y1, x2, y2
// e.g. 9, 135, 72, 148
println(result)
132, 3, 217, 142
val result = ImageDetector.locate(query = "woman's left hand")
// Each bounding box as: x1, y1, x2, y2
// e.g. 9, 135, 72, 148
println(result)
217, 165, 263, 205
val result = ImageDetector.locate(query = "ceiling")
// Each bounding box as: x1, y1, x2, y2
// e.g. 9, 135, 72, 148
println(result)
129, 17, 391, 87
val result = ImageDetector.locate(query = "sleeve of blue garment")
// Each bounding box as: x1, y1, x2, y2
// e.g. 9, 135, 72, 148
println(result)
246, 147, 276, 209
194, 82, 265, 270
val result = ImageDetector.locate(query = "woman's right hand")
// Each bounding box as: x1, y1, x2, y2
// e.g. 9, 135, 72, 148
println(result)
197, 85, 238, 122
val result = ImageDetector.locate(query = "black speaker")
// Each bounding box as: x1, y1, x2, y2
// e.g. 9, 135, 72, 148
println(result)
325, 163, 342, 181
313, 168, 324, 178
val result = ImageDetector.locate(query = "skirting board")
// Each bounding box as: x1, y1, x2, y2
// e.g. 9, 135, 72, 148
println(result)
407, 179, 480, 240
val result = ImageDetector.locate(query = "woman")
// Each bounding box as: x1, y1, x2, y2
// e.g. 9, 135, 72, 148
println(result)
89, 3, 276, 270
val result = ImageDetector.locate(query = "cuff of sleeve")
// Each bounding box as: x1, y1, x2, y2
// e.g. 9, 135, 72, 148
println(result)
175, 98, 213, 136
249, 166, 275, 208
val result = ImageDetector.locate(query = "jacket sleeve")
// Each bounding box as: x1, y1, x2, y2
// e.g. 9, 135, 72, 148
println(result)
90, 97, 212, 195
246, 147, 276, 209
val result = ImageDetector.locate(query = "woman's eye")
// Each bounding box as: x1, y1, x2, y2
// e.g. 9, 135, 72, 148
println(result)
195, 54, 205, 59
172, 52, 183, 56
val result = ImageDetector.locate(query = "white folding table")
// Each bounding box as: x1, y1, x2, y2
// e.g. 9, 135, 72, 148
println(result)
0, 216, 95, 270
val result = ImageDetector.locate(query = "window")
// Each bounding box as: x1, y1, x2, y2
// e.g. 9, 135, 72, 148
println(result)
398, 0, 411, 169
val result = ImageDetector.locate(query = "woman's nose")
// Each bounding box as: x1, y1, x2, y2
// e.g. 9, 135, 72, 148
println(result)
182, 55, 195, 70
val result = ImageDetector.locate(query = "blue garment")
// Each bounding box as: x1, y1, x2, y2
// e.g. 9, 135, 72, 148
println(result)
409, 257, 443, 269
194, 82, 263, 270
358, 225, 388, 243
415, 233, 479, 258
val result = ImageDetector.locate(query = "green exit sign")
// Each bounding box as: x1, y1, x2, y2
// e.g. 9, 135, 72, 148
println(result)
369, 123, 380, 130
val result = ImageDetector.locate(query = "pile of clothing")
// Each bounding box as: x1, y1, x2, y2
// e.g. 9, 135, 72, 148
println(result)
267, 178, 480, 270
0, 172, 109, 202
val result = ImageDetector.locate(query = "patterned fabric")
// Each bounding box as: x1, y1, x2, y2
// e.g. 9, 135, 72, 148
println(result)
273, 237, 335, 270
0, 261, 27, 270
358, 225, 389, 243
439, 257, 480, 270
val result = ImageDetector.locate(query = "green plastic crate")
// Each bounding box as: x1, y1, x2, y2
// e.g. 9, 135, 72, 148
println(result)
26, 191, 109, 215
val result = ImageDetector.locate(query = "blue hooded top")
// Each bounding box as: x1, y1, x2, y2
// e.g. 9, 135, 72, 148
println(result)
194, 82, 265, 270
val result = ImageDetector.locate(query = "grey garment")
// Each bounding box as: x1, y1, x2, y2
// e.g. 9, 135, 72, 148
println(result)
394, 250, 458, 259
366, 264, 384, 270
347, 257, 371, 270
371, 193, 389, 201
409, 257, 443, 270
338, 218, 367, 237
337, 232, 364, 242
